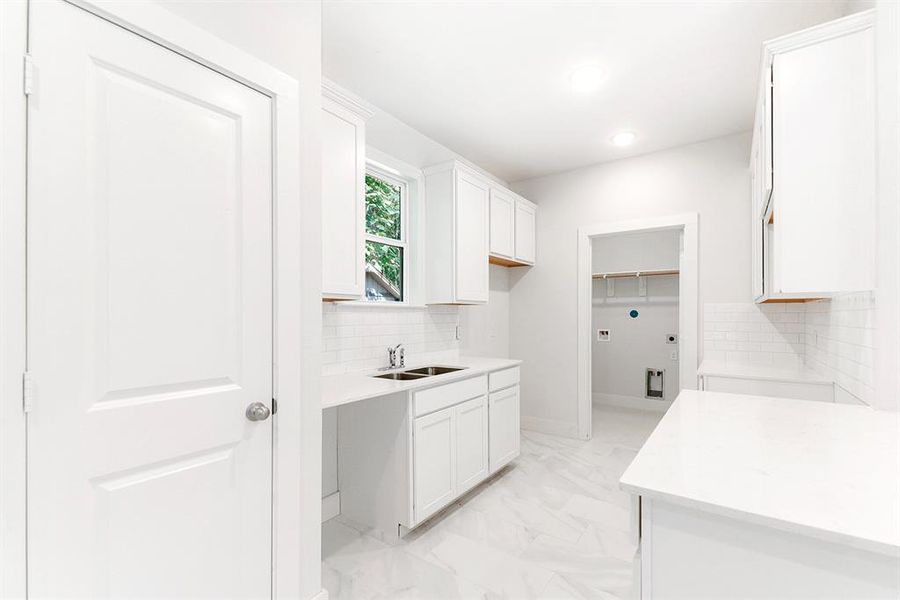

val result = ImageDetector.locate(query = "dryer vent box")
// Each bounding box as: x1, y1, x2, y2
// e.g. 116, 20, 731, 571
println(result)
645, 368, 665, 399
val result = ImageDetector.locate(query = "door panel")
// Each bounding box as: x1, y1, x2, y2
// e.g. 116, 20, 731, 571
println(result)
455, 171, 489, 303
413, 408, 456, 523
27, 2, 273, 597
489, 189, 514, 258
489, 386, 521, 473
456, 396, 489, 493
514, 202, 536, 264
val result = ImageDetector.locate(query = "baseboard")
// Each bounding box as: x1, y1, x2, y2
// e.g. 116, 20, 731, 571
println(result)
520, 415, 580, 438
321, 491, 340, 523
308, 588, 329, 600
593, 392, 672, 413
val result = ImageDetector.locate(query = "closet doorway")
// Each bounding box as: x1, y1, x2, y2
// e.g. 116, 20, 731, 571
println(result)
576, 214, 698, 440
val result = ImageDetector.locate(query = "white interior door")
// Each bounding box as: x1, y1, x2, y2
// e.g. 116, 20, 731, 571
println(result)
27, 2, 273, 597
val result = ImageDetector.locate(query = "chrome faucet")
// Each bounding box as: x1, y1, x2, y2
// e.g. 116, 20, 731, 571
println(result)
387, 343, 405, 369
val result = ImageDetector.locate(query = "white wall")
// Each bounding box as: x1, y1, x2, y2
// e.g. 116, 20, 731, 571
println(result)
592, 230, 679, 273
460, 264, 512, 358
510, 133, 751, 436
154, 2, 324, 597
592, 275, 680, 404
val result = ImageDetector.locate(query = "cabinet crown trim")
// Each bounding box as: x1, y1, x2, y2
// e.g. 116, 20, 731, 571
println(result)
322, 78, 375, 120
762, 9, 873, 57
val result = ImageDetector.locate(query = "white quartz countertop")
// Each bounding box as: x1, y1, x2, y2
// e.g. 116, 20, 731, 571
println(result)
698, 359, 832, 385
321, 356, 522, 409
620, 390, 900, 557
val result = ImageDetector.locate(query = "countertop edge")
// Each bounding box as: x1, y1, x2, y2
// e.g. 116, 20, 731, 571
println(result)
619, 480, 900, 558
321, 357, 523, 410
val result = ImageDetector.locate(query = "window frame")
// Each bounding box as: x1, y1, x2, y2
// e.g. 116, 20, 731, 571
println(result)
363, 163, 410, 304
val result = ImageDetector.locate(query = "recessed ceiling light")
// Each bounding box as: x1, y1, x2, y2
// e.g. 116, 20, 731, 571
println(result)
610, 131, 637, 147
570, 64, 607, 94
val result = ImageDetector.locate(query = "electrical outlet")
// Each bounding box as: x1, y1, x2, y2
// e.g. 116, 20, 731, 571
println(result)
670, 350, 678, 361
597, 329, 610, 342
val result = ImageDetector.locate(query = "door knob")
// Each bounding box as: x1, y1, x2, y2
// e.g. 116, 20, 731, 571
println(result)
245, 402, 271, 422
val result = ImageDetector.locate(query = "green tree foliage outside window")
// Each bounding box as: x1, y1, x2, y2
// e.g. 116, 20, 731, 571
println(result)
365, 174, 403, 300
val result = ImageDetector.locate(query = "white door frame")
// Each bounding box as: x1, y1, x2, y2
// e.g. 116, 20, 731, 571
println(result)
576, 213, 699, 440
0, 2, 322, 598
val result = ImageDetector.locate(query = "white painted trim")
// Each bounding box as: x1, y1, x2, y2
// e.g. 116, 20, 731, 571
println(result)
1, 2, 320, 598
577, 213, 699, 440
875, 0, 900, 412
321, 491, 341, 522
592, 393, 672, 413
322, 77, 375, 120
0, 1, 28, 597
309, 589, 330, 600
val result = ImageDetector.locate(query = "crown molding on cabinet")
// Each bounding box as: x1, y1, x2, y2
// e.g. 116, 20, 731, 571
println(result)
322, 77, 375, 120
763, 9, 873, 58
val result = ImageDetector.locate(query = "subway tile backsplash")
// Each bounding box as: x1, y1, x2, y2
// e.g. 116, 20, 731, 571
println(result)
703, 302, 806, 367
703, 291, 876, 405
322, 303, 460, 375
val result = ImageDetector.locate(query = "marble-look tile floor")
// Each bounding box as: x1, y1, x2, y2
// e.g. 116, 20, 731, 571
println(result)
322, 404, 665, 600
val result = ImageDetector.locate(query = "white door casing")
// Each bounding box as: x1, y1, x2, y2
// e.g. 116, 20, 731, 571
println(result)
27, 1, 273, 597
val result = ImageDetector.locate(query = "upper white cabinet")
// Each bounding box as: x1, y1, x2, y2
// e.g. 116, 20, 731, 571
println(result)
424, 161, 491, 304
489, 187, 516, 259
321, 82, 372, 300
751, 11, 875, 303
489, 186, 537, 267
514, 198, 537, 265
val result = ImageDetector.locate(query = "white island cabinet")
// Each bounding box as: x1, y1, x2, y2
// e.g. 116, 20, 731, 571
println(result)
321, 81, 372, 300
621, 390, 900, 600
751, 11, 876, 302
329, 359, 521, 540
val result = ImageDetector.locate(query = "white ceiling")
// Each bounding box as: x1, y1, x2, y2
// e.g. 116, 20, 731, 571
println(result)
323, 0, 853, 182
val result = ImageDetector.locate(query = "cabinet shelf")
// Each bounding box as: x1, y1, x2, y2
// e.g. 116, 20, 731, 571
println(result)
592, 269, 679, 279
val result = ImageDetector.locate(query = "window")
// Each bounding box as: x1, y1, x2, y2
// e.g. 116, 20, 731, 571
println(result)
364, 169, 407, 302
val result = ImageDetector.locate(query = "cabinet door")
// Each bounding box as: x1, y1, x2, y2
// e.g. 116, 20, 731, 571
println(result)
413, 407, 456, 523
773, 28, 875, 294
514, 200, 536, 265
455, 171, 490, 303
321, 100, 365, 299
489, 386, 520, 473
489, 188, 515, 259
455, 396, 489, 493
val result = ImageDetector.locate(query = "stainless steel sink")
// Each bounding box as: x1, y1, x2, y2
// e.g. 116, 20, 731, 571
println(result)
404, 366, 467, 376
373, 372, 428, 381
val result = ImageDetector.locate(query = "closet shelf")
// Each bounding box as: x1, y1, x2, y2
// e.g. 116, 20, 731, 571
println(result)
592, 269, 679, 279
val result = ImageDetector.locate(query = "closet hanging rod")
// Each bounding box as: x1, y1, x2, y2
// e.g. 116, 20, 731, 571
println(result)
592, 269, 679, 280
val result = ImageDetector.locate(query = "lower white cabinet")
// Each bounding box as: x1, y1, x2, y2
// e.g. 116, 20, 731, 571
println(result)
413, 395, 489, 522
489, 386, 520, 473
337, 369, 519, 539
413, 407, 457, 522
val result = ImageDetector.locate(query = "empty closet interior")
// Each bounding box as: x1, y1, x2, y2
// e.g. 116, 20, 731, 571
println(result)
592, 230, 680, 408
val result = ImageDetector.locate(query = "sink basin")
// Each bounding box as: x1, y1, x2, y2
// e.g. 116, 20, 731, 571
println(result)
373, 372, 428, 381
404, 366, 467, 376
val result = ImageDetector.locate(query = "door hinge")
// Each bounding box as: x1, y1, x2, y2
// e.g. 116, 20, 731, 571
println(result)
23, 54, 34, 96
272, 397, 278, 415
22, 371, 35, 413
